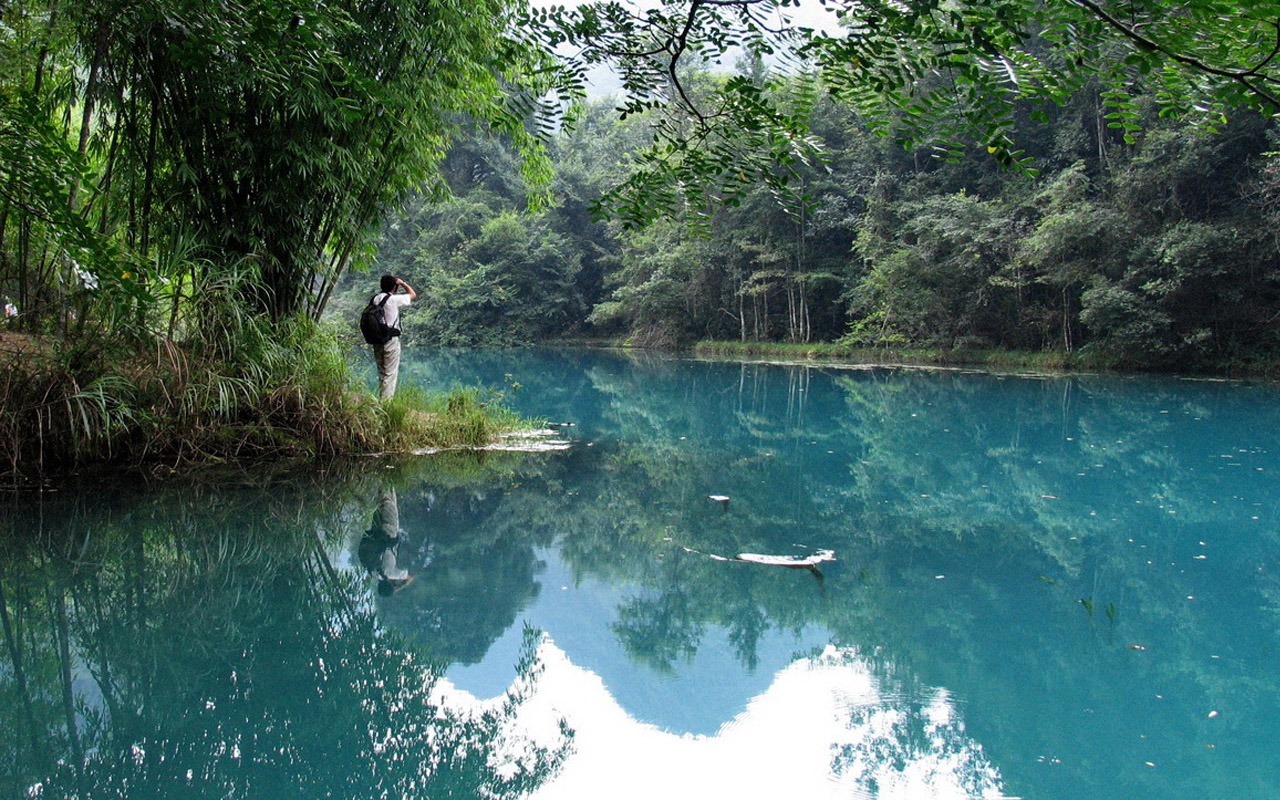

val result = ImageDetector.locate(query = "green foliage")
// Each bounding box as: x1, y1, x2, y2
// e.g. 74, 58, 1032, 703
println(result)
848, 190, 1021, 348
587, 219, 706, 347
360, 80, 1280, 370
1, 0, 571, 331
534, 3, 827, 228
0, 308, 532, 481
378, 386, 523, 451
531, 0, 1280, 226
340, 188, 586, 346
421, 210, 584, 345
0, 0, 573, 477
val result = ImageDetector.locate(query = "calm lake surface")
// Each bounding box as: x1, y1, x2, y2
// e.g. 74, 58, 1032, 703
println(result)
4, 348, 1279, 799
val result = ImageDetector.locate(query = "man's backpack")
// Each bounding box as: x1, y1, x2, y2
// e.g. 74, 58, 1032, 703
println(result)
359, 293, 399, 345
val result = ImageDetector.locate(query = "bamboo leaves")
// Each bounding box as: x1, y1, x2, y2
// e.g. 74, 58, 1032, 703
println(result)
1, 0, 576, 331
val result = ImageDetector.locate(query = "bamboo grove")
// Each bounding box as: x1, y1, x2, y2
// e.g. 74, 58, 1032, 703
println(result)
0, 0, 561, 476
2, 0, 560, 328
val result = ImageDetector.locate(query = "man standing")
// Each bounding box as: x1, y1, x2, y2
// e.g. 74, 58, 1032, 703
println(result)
370, 274, 416, 400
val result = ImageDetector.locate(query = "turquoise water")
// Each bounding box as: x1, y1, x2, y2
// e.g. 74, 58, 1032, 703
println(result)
4, 348, 1279, 798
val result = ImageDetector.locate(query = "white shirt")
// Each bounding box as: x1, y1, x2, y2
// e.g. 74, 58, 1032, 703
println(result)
374, 292, 412, 330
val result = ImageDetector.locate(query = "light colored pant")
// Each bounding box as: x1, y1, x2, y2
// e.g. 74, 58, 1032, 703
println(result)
374, 337, 402, 399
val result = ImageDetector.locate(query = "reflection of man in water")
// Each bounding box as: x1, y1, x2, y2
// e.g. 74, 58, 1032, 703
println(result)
359, 486, 413, 595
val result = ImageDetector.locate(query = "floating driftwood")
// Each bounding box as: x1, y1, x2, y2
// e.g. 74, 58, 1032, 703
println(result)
732, 549, 836, 568
681, 545, 836, 572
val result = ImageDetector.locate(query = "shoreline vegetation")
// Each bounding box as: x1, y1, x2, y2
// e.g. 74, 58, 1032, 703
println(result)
0, 327, 533, 489
688, 340, 1280, 380
553, 336, 1280, 379
690, 340, 1107, 372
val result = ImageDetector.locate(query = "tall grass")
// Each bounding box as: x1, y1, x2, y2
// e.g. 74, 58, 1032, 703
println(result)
377, 386, 524, 452
0, 265, 530, 483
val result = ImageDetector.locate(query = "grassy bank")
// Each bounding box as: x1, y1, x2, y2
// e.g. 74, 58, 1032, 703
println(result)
691, 340, 1280, 378
691, 340, 1104, 370
0, 322, 530, 486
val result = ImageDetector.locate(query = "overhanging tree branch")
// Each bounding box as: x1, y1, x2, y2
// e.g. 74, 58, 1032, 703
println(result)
1072, 0, 1280, 110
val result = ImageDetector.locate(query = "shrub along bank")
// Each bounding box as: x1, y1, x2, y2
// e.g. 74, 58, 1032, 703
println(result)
0, 320, 524, 487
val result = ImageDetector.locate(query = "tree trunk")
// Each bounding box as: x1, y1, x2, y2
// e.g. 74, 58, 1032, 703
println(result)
786, 284, 797, 342
68, 23, 109, 210
799, 279, 810, 343
141, 105, 158, 257
31, 1, 59, 99
1062, 284, 1074, 353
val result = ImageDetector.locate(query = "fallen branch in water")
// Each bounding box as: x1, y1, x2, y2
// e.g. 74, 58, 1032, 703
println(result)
671, 539, 837, 571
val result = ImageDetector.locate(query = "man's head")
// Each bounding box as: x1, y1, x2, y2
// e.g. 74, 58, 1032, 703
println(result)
380, 275, 397, 293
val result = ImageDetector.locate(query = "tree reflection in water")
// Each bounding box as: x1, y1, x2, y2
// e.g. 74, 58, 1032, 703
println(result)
369, 479, 549, 666
0, 469, 569, 799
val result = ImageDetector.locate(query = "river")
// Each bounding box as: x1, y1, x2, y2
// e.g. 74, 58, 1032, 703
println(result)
3, 348, 1278, 799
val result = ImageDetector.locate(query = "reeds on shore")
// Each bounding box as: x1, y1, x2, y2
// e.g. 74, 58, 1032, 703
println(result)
0, 315, 525, 483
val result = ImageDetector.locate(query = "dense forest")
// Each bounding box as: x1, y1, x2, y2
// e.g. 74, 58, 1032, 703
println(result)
345, 80, 1280, 371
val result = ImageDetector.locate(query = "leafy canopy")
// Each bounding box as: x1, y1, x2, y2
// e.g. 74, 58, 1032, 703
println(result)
532, 0, 1280, 225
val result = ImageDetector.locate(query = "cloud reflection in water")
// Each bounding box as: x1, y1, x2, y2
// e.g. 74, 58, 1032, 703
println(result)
433, 638, 1013, 800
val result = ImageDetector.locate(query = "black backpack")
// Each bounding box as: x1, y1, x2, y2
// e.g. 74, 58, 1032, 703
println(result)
359, 293, 399, 345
